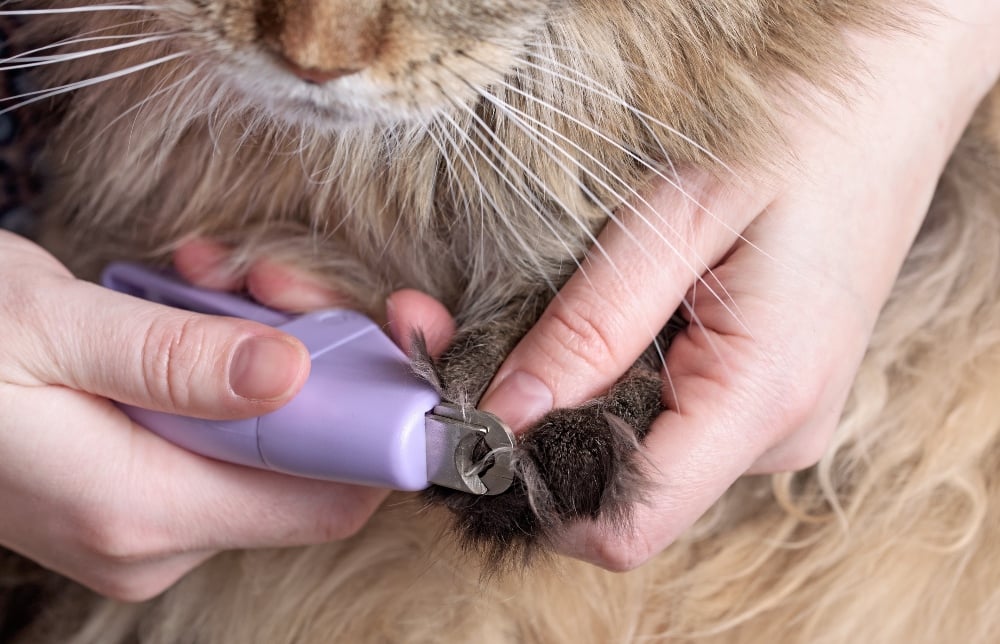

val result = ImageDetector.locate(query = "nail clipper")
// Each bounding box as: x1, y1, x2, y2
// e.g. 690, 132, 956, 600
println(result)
100, 262, 515, 496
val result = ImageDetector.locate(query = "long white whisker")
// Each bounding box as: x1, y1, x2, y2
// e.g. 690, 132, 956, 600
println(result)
516, 50, 703, 295
0, 50, 189, 115
426, 77, 587, 295
102, 66, 197, 138
437, 110, 565, 297
423, 119, 479, 242
522, 43, 683, 164
459, 55, 750, 335
483, 74, 707, 267
2, 29, 170, 63
0, 4, 162, 15
514, 51, 738, 175
0, 34, 174, 71
505, 54, 761, 240
483, 91, 749, 336
512, 49, 781, 268
515, 50, 781, 263
470, 85, 701, 385
429, 118, 494, 264
435, 73, 647, 332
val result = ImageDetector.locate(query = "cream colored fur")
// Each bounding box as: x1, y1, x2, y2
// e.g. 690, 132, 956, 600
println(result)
8, 0, 1000, 641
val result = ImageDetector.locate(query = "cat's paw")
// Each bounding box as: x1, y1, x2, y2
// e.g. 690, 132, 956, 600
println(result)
424, 368, 664, 568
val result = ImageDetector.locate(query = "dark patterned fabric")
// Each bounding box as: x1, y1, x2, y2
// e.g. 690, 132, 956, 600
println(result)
0, 19, 44, 239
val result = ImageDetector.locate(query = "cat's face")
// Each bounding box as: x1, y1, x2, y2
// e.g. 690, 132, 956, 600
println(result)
155, 0, 559, 126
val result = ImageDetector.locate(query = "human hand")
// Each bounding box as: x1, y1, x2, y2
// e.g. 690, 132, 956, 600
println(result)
465, 5, 1000, 569
0, 232, 388, 601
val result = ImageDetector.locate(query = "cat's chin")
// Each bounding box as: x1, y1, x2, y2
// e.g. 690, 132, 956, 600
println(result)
218, 59, 431, 132
265, 96, 387, 131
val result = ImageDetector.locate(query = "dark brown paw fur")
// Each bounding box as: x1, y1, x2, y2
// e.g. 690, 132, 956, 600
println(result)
416, 322, 667, 566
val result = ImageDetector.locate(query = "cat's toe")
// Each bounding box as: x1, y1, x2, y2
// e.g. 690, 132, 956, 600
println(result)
425, 398, 655, 568
517, 404, 650, 527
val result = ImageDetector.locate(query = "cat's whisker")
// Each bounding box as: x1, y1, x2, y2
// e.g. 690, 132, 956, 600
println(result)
515, 42, 684, 179
512, 55, 716, 191
117, 67, 199, 144
437, 72, 667, 369
515, 48, 741, 180
449, 129, 579, 294
0, 34, 176, 71
511, 50, 779, 269
518, 48, 703, 272
524, 40, 715, 98
455, 78, 691, 338
438, 111, 566, 297
423, 119, 480, 242
0, 4, 162, 15
471, 86, 712, 384
457, 53, 750, 340
490, 55, 740, 241
0, 50, 189, 116
502, 58, 764, 339
516, 47, 693, 226
481, 70, 743, 313
428, 79, 590, 295
465, 145, 601, 292
517, 51, 788, 273
429, 115, 504, 268
477, 92, 735, 378
1, 27, 168, 64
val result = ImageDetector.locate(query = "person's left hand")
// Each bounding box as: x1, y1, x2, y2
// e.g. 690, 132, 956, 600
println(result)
172, 239, 456, 358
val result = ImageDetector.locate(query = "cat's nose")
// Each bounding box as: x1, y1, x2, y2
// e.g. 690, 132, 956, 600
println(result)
277, 55, 363, 85
256, 0, 385, 85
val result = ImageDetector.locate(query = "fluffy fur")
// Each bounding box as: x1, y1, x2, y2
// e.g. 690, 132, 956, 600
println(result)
3, 0, 1000, 641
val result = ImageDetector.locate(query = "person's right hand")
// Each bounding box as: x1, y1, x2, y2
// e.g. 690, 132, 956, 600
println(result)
0, 231, 388, 601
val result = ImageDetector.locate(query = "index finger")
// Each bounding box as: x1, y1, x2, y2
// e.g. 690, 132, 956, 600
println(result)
479, 174, 767, 431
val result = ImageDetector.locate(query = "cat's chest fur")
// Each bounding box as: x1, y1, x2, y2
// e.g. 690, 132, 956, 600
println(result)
29, 0, 892, 323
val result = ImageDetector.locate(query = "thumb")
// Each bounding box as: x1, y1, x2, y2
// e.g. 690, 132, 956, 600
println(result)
478, 177, 766, 431
18, 274, 310, 419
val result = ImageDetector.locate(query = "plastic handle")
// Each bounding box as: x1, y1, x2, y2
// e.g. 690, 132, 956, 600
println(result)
101, 263, 442, 490
101, 263, 293, 326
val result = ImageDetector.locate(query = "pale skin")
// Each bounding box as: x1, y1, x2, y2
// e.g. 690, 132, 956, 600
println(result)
1, 1, 998, 598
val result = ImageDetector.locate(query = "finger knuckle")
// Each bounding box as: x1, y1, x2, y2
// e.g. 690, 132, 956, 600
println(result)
140, 314, 210, 410
751, 357, 826, 446
541, 298, 623, 377
780, 427, 837, 473
0, 280, 44, 366
585, 533, 655, 573
67, 509, 175, 601
310, 499, 379, 542
87, 570, 171, 603
77, 519, 148, 568
781, 450, 825, 473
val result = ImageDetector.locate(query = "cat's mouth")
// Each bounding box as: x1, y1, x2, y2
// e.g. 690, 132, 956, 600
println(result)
219, 52, 430, 129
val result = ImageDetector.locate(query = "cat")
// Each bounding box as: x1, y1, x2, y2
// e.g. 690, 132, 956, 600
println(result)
4, 0, 1000, 641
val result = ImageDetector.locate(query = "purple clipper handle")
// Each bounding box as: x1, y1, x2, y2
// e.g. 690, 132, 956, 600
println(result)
101, 262, 442, 490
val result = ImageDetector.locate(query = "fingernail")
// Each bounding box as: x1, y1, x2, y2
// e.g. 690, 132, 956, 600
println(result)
229, 336, 305, 401
480, 371, 553, 432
